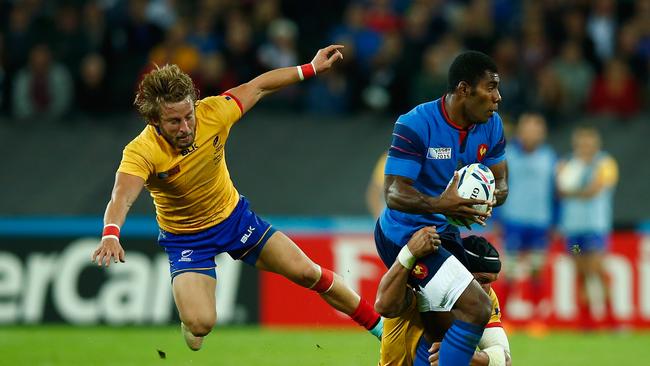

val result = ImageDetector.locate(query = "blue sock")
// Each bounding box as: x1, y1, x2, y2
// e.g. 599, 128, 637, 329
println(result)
439, 319, 484, 366
369, 317, 383, 340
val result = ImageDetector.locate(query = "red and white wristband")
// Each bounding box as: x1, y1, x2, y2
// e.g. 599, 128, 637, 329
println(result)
296, 62, 316, 81
101, 224, 120, 241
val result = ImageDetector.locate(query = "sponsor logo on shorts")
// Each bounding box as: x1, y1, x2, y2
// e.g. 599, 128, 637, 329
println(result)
427, 147, 452, 160
179, 249, 193, 262
411, 263, 428, 279
240, 226, 255, 244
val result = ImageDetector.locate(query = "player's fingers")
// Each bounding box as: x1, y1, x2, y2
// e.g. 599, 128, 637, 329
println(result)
323, 44, 344, 54
119, 248, 126, 263
450, 171, 460, 188
96, 251, 105, 266
428, 342, 440, 353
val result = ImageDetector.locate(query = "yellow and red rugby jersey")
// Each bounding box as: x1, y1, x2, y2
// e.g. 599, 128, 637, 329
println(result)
118, 94, 243, 234
379, 288, 502, 366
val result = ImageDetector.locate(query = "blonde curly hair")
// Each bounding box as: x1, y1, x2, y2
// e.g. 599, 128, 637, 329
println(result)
134, 64, 199, 123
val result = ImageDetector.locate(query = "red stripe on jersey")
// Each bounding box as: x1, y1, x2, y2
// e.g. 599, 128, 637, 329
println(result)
221, 92, 243, 114
485, 322, 502, 328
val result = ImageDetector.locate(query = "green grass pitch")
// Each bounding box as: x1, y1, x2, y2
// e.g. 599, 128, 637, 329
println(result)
0, 326, 646, 365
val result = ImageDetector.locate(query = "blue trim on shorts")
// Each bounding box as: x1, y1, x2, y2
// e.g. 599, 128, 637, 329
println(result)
566, 232, 608, 253
159, 197, 275, 279
502, 222, 550, 252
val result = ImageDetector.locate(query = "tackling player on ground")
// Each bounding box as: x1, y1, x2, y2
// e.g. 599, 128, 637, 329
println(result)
376, 230, 511, 365
374, 51, 508, 365
91, 44, 383, 351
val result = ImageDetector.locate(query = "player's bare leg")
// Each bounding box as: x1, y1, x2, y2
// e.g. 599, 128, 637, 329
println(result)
255, 231, 383, 338
172, 272, 217, 350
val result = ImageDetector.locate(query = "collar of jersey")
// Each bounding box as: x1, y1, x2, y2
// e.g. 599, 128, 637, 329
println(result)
439, 94, 475, 132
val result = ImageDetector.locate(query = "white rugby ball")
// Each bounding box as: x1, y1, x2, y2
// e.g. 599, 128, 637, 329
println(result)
446, 163, 495, 227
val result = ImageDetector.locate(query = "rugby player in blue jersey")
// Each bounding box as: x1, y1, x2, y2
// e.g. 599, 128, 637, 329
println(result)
374, 51, 508, 366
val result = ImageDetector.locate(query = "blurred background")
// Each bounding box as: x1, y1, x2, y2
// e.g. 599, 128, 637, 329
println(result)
0, 0, 648, 365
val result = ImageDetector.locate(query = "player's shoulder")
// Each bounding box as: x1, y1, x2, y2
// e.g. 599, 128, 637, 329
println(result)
396, 99, 439, 131
124, 125, 161, 159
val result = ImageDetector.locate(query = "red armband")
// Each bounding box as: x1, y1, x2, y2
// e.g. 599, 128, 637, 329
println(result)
296, 62, 316, 81
102, 224, 120, 241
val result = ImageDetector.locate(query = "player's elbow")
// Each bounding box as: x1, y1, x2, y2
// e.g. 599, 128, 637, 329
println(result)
374, 296, 403, 318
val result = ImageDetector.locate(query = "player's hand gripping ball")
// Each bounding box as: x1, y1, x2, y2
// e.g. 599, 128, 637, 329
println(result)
446, 163, 495, 227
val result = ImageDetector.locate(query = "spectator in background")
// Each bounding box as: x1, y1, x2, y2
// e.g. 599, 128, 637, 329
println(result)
76, 53, 110, 118
50, 4, 87, 76
194, 52, 237, 97
328, 3, 382, 69
550, 41, 594, 117
81, 1, 110, 55
616, 22, 648, 86
187, 12, 220, 56
12, 43, 73, 122
223, 11, 260, 86
587, 57, 641, 118
258, 18, 299, 70
497, 113, 556, 335
305, 66, 351, 115
557, 126, 618, 330
493, 37, 527, 118
257, 18, 301, 108
559, 8, 599, 71
530, 66, 564, 123
587, 0, 617, 63
410, 34, 462, 106
148, 20, 200, 75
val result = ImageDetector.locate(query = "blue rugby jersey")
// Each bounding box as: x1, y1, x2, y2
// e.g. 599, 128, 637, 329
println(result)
379, 95, 506, 246
500, 140, 556, 227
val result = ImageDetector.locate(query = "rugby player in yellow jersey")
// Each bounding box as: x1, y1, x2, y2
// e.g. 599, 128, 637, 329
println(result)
376, 232, 511, 366
90, 44, 383, 351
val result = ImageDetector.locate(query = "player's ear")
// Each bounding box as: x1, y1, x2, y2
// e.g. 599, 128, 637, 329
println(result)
457, 81, 470, 97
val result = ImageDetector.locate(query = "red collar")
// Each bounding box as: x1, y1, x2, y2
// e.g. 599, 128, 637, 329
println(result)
440, 94, 474, 131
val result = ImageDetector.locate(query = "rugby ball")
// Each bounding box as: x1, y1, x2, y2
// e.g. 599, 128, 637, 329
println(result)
446, 163, 495, 227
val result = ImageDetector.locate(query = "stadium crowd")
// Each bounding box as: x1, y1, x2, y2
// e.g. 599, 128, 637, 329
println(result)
0, 0, 648, 123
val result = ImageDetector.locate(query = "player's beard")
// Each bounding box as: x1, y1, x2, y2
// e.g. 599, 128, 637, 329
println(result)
174, 133, 194, 149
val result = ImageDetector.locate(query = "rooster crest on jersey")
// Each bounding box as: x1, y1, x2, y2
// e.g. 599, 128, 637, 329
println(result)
446, 163, 495, 227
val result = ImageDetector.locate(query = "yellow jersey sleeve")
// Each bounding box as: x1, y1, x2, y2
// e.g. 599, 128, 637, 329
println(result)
196, 94, 243, 131
118, 136, 155, 181
597, 155, 618, 188
372, 152, 388, 187
486, 288, 502, 328
379, 294, 424, 366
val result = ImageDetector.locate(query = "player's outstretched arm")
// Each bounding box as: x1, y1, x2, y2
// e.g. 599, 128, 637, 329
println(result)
375, 226, 440, 317
225, 45, 344, 114
385, 173, 490, 224
91, 172, 145, 267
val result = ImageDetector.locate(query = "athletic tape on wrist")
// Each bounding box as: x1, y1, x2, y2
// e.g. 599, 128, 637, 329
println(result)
397, 245, 417, 270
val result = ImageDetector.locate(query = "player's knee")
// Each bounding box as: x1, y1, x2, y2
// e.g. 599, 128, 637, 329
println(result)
184, 316, 215, 337
290, 264, 321, 288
